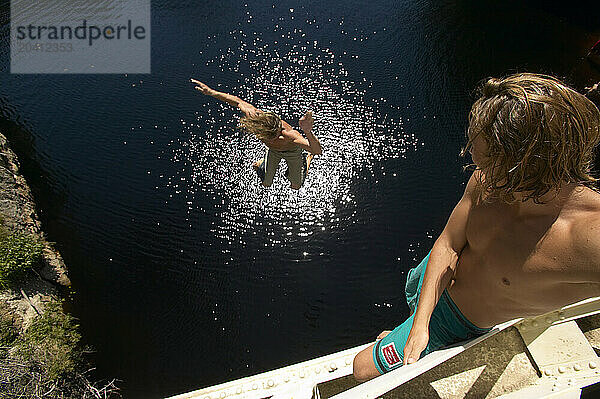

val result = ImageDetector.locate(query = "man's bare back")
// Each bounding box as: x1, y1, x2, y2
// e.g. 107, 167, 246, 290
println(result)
449, 183, 600, 328
261, 120, 306, 152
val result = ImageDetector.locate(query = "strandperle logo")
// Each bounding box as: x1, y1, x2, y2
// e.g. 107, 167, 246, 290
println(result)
11, 0, 150, 74
15, 20, 147, 47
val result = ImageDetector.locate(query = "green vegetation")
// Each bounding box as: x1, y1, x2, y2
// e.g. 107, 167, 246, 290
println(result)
0, 301, 120, 398
0, 232, 44, 288
13, 301, 82, 380
0, 302, 18, 358
0, 217, 120, 398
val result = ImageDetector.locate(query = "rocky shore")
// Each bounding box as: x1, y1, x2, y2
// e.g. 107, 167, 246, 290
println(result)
0, 131, 120, 398
0, 131, 70, 331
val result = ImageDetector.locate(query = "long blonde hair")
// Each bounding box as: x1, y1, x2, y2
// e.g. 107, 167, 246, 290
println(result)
239, 112, 282, 141
462, 73, 600, 203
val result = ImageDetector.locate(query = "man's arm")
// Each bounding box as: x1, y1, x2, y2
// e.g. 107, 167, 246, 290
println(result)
190, 79, 259, 117
286, 111, 322, 155
403, 170, 480, 365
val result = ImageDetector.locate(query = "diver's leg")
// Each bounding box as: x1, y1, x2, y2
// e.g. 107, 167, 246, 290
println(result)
254, 148, 280, 187
353, 330, 391, 381
353, 343, 380, 382
252, 157, 269, 187
285, 150, 307, 190
306, 154, 314, 173
353, 313, 417, 382
252, 159, 263, 170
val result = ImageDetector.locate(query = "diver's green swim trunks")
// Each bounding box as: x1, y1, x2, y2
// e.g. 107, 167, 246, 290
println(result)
256, 146, 307, 187
373, 251, 491, 374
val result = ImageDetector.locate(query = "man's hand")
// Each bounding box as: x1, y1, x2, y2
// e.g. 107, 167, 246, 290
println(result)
403, 325, 429, 365
190, 78, 213, 95
191, 80, 256, 112
299, 110, 314, 132
585, 83, 599, 93
377, 330, 391, 340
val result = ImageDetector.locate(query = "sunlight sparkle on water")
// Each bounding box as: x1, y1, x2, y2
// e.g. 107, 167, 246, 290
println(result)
167, 17, 420, 247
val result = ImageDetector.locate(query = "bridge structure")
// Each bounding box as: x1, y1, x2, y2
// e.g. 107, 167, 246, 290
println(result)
167, 297, 600, 399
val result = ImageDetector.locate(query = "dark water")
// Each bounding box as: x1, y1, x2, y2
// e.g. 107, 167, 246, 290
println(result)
0, 1, 598, 397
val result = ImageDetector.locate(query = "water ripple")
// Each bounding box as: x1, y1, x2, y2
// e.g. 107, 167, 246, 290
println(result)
168, 25, 421, 246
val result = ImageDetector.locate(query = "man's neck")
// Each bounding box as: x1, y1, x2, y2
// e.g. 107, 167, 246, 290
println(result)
511, 182, 580, 218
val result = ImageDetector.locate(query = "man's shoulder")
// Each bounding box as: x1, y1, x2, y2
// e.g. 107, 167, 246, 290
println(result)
281, 126, 301, 138
281, 120, 294, 130
571, 186, 600, 219
570, 188, 600, 265
281, 128, 305, 146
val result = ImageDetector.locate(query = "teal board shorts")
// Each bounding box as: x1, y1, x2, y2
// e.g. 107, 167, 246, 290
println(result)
373, 251, 491, 374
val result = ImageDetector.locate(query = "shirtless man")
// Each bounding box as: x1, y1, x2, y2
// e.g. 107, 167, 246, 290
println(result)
190, 79, 322, 189
353, 73, 600, 381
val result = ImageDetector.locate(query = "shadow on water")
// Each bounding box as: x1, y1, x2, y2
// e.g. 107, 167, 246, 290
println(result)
0, 106, 67, 236
0, 105, 113, 381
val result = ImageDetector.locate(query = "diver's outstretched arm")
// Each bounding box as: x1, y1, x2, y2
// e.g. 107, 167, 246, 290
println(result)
190, 79, 260, 117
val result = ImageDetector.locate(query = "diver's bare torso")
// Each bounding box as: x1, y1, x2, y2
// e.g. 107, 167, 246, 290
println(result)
448, 185, 600, 328
260, 120, 300, 151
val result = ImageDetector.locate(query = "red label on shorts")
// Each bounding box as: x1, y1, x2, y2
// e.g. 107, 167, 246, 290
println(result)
382, 343, 401, 366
